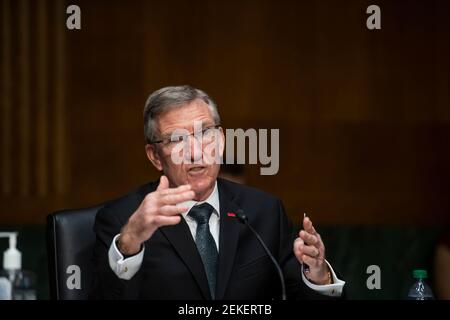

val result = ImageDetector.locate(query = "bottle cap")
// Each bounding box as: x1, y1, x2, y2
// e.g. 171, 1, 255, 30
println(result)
413, 269, 428, 279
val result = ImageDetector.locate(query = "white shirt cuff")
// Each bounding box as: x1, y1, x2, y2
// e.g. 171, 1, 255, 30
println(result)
301, 260, 345, 297
108, 234, 145, 280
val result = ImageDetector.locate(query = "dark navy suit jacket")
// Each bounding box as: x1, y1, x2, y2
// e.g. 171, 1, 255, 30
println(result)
90, 178, 342, 300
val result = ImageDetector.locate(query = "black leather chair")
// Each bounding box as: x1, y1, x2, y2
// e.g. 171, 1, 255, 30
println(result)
46, 204, 104, 300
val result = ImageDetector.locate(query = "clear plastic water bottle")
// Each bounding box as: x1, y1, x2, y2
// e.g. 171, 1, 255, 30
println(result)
0, 269, 36, 300
407, 269, 434, 300
11, 270, 37, 300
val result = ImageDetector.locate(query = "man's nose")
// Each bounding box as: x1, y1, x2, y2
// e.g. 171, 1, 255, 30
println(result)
187, 135, 203, 163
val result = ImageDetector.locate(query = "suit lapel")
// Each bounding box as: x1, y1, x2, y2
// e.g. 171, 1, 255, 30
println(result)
151, 178, 243, 300
145, 178, 211, 298
159, 219, 211, 299
215, 179, 243, 300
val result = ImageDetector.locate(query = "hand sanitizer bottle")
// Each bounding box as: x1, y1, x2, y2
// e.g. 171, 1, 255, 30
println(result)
0, 232, 36, 300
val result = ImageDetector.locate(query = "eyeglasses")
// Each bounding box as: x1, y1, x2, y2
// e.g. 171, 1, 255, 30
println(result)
151, 124, 221, 150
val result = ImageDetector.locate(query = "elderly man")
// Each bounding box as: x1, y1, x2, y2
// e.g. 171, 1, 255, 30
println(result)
90, 85, 345, 299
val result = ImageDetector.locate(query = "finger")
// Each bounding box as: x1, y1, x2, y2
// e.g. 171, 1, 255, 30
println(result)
157, 175, 169, 191
159, 190, 196, 206
293, 237, 304, 253
316, 233, 325, 252
300, 244, 320, 258
153, 215, 182, 227
159, 204, 189, 216
294, 237, 320, 259
300, 230, 318, 246
293, 238, 305, 263
303, 217, 317, 235
302, 254, 319, 268
159, 184, 191, 196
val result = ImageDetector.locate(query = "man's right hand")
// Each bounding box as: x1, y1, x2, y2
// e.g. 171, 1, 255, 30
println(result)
117, 175, 195, 255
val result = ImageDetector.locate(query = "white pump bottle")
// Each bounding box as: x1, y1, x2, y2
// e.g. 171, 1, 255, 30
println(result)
0, 232, 36, 300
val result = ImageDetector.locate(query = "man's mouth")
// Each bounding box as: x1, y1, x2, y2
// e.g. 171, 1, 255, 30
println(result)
187, 165, 206, 175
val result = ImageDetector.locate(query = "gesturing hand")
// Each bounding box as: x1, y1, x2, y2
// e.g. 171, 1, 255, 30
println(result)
293, 215, 331, 285
118, 176, 195, 255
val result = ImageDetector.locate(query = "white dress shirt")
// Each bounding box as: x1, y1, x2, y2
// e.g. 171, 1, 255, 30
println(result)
108, 181, 345, 297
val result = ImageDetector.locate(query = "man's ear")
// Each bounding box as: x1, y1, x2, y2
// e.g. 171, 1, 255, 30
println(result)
145, 144, 163, 171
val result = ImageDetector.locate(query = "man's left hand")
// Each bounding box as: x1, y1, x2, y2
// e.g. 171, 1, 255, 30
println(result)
293, 216, 330, 285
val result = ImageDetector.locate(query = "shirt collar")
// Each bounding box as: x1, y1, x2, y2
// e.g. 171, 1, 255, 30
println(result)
180, 181, 220, 219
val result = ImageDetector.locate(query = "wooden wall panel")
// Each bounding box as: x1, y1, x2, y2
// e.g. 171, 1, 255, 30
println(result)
1, 0, 449, 225
1, 0, 13, 196
1, 0, 69, 218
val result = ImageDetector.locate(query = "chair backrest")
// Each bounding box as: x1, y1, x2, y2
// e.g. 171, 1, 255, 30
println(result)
46, 205, 104, 300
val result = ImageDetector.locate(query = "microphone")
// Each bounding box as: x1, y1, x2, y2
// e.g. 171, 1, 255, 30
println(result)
234, 209, 287, 300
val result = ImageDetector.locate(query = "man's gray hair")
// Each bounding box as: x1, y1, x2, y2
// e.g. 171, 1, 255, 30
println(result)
143, 85, 221, 144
